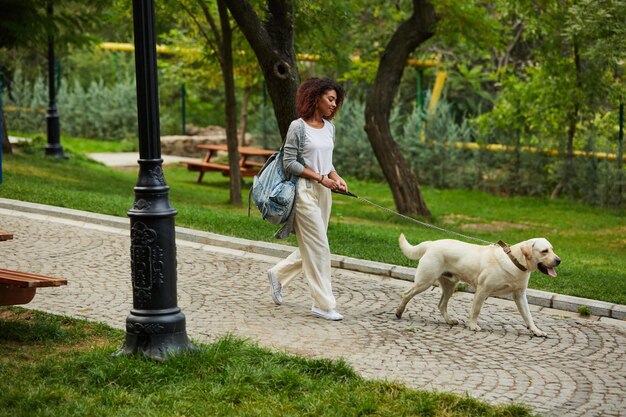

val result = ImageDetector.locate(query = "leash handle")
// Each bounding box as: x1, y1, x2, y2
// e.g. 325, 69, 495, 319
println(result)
332, 189, 358, 198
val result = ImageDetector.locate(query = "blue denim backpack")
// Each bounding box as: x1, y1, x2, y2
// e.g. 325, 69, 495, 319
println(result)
249, 146, 297, 225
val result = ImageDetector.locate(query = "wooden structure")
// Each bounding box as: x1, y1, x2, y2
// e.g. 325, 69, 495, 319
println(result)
181, 144, 275, 183
0, 269, 67, 306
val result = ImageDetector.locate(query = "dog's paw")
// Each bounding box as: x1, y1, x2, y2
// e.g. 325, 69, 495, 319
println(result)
468, 323, 481, 332
445, 318, 459, 325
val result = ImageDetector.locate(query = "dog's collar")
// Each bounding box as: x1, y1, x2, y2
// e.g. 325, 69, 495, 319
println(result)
497, 240, 528, 272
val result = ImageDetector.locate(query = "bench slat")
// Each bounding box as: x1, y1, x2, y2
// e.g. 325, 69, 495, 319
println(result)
181, 160, 260, 177
0, 269, 68, 288
181, 161, 230, 171
242, 161, 265, 168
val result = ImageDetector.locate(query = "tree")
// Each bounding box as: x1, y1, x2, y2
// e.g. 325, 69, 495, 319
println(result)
552, 0, 626, 198
0, 0, 108, 154
364, 0, 436, 217
1, 1, 48, 154
224, 0, 437, 214
1, 66, 10, 154
222, 0, 299, 139
473, 0, 626, 201
177, 0, 243, 204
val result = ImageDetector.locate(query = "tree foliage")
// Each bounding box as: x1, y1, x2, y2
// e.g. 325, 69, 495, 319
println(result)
221, 0, 300, 140
2, 0, 623, 207
0, 0, 110, 51
469, 0, 625, 199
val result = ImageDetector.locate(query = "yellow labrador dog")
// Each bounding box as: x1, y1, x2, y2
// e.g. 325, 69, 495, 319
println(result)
395, 234, 561, 336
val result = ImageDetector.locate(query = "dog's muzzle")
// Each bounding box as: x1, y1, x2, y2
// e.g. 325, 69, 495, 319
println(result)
538, 257, 560, 277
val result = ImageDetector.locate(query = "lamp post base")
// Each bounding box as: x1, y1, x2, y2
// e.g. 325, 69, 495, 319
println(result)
114, 308, 196, 361
44, 144, 67, 159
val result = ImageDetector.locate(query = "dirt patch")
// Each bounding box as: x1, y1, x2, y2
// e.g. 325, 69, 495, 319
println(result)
592, 226, 626, 236
0, 308, 34, 321
441, 214, 481, 224
441, 214, 528, 232
460, 221, 528, 232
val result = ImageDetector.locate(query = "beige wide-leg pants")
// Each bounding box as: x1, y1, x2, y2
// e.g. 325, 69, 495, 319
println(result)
270, 177, 336, 310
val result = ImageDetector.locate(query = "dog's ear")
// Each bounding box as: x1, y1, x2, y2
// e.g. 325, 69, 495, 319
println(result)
520, 242, 533, 261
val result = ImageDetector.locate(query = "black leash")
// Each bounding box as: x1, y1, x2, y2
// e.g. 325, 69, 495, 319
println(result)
332, 189, 494, 246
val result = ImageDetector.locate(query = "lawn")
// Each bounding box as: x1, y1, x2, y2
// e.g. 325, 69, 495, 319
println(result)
0, 307, 538, 417
1, 135, 625, 305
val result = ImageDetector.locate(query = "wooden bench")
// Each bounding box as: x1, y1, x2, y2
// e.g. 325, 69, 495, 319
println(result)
181, 160, 261, 182
0, 231, 14, 241
0, 269, 68, 306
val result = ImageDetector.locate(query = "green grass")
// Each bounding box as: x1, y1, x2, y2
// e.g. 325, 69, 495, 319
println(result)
1, 137, 625, 305
8, 132, 139, 153
0, 307, 538, 417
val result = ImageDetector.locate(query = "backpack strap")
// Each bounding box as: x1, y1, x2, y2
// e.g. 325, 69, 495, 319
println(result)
247, 188, 253, 218
248, 150, 279, 218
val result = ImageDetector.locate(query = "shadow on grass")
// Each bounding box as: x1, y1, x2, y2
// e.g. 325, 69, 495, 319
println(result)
0, 307, 118, 344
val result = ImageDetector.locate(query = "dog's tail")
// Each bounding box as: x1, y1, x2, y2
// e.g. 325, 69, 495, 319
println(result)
399, 233, 427, 260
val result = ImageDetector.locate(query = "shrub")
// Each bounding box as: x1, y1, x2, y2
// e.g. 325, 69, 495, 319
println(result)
3, 67, 138, 140
331, 96, 624, 208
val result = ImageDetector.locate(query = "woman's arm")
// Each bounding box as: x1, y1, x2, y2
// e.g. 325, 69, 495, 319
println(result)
283, 120, 305, 176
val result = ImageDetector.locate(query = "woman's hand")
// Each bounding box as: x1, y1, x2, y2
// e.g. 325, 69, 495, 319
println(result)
320, 176, 340, 191
328, 172, 348, 192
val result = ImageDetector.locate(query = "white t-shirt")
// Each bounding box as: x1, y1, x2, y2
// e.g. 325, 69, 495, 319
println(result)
303, 119, 334, 175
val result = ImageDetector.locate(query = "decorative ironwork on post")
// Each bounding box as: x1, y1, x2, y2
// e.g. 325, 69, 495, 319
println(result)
115, 0, 194, 360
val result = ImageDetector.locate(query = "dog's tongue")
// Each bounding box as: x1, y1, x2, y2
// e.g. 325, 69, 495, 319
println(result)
547, 267, 557, 277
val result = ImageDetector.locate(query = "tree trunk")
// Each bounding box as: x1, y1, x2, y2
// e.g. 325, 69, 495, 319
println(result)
551, 43, 581, 200
1, 112, 11, 154
239, 84, 251, 146
550, 104, 577, 199
364, 0, 436, 216
223, 0, 299, 140
217, 0, 242, 205
193, 0, 242, 204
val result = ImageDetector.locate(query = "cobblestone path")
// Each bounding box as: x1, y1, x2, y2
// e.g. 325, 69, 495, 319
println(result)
1, 208, 624, 417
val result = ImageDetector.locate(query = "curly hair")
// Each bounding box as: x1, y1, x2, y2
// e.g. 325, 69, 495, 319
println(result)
295, 78, 345, 120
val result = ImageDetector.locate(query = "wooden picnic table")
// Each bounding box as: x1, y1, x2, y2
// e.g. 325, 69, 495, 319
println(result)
181, 144, 275, 183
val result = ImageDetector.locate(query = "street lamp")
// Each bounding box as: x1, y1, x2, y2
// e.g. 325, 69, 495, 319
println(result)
44, 1, 66, 159
115, 0, 194, 360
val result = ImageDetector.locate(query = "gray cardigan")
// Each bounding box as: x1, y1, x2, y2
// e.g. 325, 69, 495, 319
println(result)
274, 118, 335, 239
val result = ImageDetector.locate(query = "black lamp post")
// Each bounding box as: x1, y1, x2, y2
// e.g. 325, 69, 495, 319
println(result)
115, 0, 194, 360
44, 1, 65, 159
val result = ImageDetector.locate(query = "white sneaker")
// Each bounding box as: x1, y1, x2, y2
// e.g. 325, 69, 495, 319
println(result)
268, 270, 282, 305
311, 306, 343, 321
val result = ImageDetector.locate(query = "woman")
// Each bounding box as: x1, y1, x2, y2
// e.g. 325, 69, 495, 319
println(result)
267, 78, 347, 321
